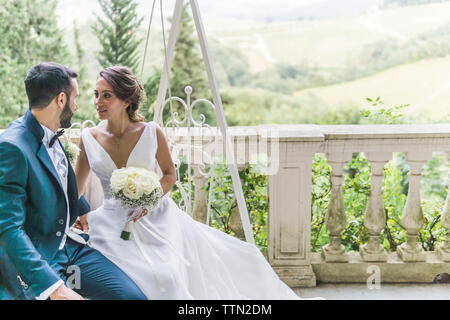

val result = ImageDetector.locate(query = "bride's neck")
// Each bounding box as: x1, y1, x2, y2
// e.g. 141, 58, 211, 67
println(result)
106, 116, 132, 137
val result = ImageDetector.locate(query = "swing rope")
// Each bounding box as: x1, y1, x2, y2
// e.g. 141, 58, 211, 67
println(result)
140, 0, 175, 125
159, 0, 175, 123
140, 0, 157, 80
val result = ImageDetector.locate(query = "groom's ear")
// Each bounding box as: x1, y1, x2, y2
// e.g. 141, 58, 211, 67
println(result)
55, 91, 67, 109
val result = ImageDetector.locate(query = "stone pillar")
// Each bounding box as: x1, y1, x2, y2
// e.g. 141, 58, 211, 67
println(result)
397, 151, 431, 262
191, 165, 208, 224
437, 151, 450, 261
322, 152, 352, 262
267, 139, 317, 287
360, 152, 390, 262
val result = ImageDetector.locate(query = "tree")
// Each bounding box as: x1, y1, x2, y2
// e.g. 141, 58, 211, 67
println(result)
72, 21, 98, 123
0, 0, 70, 127
170, 3, 208, 100
143, 3, 210, 123
92, 0, 144, 73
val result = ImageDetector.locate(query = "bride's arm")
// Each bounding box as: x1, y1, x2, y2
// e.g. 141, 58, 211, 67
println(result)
75, 137, 91, 199
155, 126, 177, 195
72, 138, 92, 232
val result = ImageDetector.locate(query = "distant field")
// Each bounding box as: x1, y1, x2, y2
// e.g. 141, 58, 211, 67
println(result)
293, 54, 450, 121
207, 2, 450, 72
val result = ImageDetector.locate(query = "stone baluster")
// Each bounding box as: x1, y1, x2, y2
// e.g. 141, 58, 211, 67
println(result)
437, 151, 450, 261
191, 164, 208, 224
228, 163, 247, 241
360, 152, 391, 262
397, 151, 431, 262
225, 132, 248, 240
322, 152, 352, 262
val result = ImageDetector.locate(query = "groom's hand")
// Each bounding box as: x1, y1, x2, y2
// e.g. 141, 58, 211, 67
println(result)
50, 284, 84, 300
73, 214, 89, 233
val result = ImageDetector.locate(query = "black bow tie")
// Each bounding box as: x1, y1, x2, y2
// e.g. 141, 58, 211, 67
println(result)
49, 129, 65, 147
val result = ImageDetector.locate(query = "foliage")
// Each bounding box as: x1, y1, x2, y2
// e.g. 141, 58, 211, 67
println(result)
221, 88, 362, 126
171, 162, 268, 250
360, 96, 410, 124
92, 0, 144, 73
0, 0, 70, 127
209, 39, 251, 88
310, 154, 332, 250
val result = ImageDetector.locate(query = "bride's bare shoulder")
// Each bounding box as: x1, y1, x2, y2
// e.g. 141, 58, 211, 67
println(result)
89, 123, 107, 139
131, 121, 147, 133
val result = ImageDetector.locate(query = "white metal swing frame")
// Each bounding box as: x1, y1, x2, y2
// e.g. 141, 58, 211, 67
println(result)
142, 0, 255, 244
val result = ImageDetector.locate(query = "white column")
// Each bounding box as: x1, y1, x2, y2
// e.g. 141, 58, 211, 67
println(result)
228, 163, 247, 241
397, 151, 431, 262
360, 152, 391, 262
191, 165, 208, 224
322, 152, 352, 262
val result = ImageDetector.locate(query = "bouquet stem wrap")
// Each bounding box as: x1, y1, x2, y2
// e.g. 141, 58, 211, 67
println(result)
121, 221, 133, 240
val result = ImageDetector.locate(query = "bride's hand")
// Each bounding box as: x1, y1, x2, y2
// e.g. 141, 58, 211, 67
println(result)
73, 213, 89, 232
128, 208, 149, 222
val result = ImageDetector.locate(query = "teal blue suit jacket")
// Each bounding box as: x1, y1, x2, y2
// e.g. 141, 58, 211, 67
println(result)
0, 110, 90, 299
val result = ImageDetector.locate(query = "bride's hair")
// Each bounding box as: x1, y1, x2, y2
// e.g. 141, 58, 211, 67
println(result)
98, 66, 146, 122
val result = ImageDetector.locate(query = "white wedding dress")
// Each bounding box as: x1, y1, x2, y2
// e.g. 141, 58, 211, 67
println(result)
81, 121, 301, 300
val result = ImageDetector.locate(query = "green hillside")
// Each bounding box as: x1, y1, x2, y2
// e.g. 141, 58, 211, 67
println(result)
294, 54, 450, 121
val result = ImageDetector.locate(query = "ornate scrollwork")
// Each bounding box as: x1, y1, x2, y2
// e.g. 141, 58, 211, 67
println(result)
160, 86, 219, 220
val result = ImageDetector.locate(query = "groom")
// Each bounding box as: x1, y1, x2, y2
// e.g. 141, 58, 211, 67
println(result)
0, 62, 146, 300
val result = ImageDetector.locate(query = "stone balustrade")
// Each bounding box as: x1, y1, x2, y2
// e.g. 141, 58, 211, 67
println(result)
6, 123, 450, 287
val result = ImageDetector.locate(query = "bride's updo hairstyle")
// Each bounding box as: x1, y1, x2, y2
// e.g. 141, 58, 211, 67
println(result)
98, 66, 146, 122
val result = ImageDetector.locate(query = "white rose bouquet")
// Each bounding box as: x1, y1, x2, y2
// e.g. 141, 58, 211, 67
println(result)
110, 167, 163, 240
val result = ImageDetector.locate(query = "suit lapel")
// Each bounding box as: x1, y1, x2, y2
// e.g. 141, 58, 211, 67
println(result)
25, 109, 65, 194
25, 110, 78, 220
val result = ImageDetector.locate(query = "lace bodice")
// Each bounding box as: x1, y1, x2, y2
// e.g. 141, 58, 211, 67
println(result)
81, 121, 159, 199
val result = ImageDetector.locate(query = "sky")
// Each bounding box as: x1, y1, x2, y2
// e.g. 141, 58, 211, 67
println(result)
56, 0, 385, 27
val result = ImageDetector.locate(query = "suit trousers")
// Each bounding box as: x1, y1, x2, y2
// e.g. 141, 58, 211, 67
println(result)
46, 237, 147, 300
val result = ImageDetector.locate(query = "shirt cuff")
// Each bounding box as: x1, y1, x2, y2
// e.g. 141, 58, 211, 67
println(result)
35, 280, 64, 300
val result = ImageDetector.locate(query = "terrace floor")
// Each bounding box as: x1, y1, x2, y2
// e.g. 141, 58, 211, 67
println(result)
293, 283, 450, 300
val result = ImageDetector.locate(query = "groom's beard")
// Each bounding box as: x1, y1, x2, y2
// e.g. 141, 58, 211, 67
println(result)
60, 100, 73, 129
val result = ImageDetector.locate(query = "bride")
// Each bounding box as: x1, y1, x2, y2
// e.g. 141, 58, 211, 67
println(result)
74, 65, 302, 300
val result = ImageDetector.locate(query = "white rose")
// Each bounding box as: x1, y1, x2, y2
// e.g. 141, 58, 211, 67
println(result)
110, 171, 129, 192
122, 179, 144, 200
135, 174, 154, 194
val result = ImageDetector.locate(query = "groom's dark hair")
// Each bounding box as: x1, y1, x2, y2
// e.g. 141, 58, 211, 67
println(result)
25, 62, 78, 109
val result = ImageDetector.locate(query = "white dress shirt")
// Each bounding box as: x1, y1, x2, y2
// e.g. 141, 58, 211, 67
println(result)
35, 124, 86, 300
